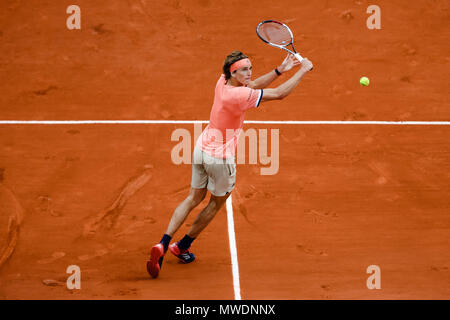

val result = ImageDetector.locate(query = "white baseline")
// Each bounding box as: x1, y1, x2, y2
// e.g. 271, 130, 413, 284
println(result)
0, 120, 450, 125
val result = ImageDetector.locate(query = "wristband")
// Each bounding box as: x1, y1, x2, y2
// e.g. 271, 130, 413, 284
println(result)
274, 68, 282, 76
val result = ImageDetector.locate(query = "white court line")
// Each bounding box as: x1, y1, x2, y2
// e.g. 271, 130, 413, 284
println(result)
0, 120, 450, 125
0, 120, 209, 124
226, 194, 241, 300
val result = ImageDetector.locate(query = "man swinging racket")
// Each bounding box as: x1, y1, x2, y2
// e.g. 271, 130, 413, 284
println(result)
146, 49, 313, 278
147, 13, 313, 278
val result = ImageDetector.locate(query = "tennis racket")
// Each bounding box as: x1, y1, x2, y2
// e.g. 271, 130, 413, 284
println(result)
256, 20, 306, 63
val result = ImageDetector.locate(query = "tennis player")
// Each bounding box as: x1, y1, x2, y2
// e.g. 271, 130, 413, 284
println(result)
147, 51, 313, 278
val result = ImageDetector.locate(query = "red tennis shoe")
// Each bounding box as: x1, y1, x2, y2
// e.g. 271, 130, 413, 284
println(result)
169, 242, 196, 264
146, 243, 165, 278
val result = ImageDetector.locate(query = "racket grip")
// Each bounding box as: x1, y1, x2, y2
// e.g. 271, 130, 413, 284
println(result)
294, 53, 304, 62
295, 53, 313, 70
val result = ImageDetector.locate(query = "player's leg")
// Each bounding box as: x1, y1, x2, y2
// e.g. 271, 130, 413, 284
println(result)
186, 192, 231, 238
169, 155, 236, 264
147, 188, 206, 278
164, 187, 207, 237
147, 147, 208, 278
168, 192, 230, 264
161, 147, 209, 248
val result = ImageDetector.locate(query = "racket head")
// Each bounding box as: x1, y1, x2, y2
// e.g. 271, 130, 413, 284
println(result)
256, 20, 294, 48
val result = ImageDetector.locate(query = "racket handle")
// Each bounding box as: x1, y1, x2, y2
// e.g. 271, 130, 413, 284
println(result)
294, 53, 304, 62
295, 52, 313, 70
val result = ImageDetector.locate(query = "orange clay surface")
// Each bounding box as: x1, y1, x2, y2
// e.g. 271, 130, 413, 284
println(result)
1, 0, 450, 299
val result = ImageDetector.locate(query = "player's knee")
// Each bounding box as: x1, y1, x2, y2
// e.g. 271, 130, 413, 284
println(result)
208, 195, 227, 211
207, 199, 218, 211
187, 190, 206, 207
186, 196, 199, 208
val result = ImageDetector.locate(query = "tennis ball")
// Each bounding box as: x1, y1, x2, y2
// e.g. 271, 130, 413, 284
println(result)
360, 76, 370, 86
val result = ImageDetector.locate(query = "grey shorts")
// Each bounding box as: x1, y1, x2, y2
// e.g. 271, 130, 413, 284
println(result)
191, 147, 236, 196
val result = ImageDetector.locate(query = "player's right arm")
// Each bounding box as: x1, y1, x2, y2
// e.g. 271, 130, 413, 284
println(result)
261, 58, 313, 102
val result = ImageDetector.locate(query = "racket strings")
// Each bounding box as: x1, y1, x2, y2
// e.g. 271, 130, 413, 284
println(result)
258, 23, 292, 46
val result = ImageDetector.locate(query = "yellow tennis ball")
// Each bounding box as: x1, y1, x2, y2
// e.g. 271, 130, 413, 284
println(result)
360, 76, 370, 86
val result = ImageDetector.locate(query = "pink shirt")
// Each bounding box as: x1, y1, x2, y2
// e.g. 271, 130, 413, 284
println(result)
196, 74, 263, 159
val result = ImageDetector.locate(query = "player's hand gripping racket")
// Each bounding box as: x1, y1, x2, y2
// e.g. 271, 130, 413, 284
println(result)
256, 20, 312, 69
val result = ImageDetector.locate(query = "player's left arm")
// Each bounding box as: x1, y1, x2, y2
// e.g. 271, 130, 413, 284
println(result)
248, 54, 301, 89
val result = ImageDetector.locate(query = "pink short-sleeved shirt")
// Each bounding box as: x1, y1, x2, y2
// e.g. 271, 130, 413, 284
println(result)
196, 74, 263, 159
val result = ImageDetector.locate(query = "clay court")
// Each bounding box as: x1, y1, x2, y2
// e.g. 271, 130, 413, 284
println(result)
1, 0, 449, 300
